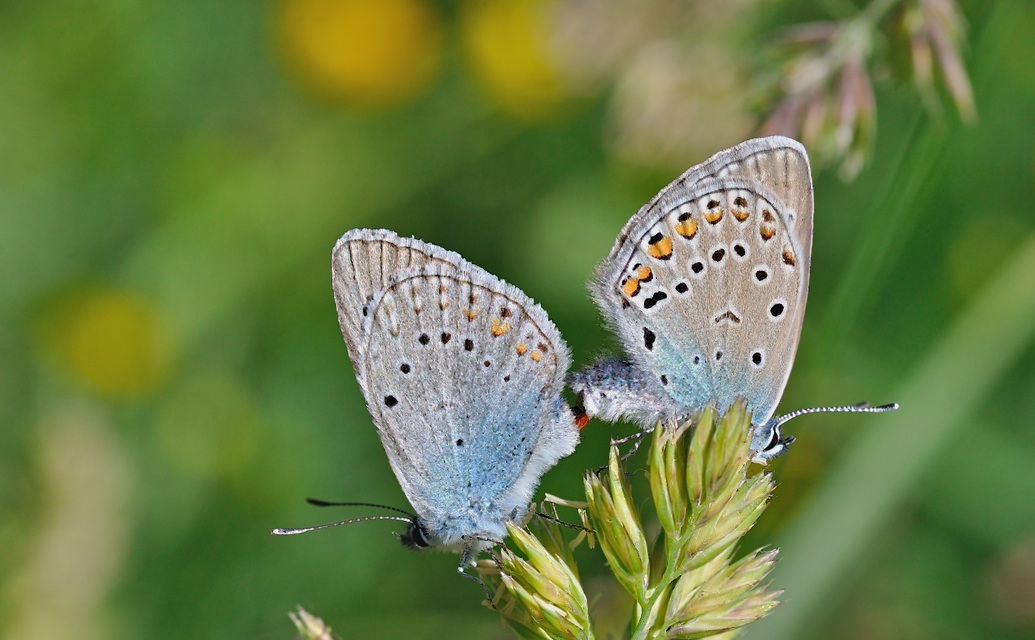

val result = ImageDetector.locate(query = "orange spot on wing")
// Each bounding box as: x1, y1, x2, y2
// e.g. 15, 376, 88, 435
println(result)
675, 218, 698, 238
782, 248, 796, 266
704, 209, 723, 224
490, 317, 511, 336
647, 236, 673, 259
463, 307, 479, 321
516, 342, 528, 356
636, 265, 652, 281
621, 277, 641, 297
530, 350, 542, 362
759, 225, 775, 241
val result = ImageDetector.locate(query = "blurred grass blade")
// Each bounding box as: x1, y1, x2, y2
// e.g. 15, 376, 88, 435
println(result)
757, 230, 1035, 639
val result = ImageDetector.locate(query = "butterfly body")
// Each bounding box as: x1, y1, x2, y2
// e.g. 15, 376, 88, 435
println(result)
570, 357, 680, 426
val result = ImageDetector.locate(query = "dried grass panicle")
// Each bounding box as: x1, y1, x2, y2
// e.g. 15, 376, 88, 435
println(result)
484, 401, 782, 639
761, 0, 975, 178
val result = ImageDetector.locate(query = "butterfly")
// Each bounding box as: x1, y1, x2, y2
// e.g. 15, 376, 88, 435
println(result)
568, 137, 897, 463
275, 229, 580, 579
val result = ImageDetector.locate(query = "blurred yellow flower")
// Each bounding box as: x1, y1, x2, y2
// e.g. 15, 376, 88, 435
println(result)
43, 289, 177, 397
277, 0, 443, 107
461, 0, 574, 120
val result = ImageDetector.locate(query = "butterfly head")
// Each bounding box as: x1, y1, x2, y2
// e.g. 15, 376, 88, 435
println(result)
749, 418, 796, 465
396, 518, 433, 550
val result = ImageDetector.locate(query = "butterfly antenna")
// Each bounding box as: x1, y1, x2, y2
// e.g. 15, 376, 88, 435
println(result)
303, 498, 417, 519
271, 514, 415, 536
772, 401, 900, 429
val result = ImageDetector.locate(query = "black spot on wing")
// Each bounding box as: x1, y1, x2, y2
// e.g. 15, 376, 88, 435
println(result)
643, 327, 656, 350
643, 291, 668, 309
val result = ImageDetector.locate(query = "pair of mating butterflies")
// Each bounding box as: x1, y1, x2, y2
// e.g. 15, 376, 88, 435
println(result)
274, 136, 896, 570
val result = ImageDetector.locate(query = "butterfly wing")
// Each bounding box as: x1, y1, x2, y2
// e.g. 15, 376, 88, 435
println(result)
360, 264, 577, 549
688, 136, 813, 257
591, 137, 813, 424
331, 229, 465, 377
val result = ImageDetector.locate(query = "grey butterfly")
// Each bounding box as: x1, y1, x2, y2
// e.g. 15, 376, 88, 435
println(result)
276, 229, 580, 578
568, 137, 896, 463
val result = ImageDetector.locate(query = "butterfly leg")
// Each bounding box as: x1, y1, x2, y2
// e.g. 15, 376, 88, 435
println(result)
594, 425, 654, 473
613, 426, 654, 460
533, 509, 593, 534
458, 541, 502, 606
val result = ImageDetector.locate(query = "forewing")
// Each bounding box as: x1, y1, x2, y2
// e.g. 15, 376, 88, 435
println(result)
360, 265, 577, 530
592, 137, 813, 423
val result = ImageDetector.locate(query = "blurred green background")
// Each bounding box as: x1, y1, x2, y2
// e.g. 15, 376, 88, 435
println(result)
3, 0, 1034, 638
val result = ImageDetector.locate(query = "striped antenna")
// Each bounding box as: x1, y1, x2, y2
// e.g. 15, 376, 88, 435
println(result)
270, 499, 419, 536
771, 401, 899, 430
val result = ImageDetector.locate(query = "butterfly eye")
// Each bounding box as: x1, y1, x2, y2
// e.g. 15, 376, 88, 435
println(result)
400, 521, 432, 549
